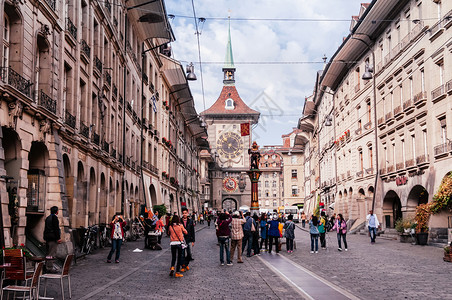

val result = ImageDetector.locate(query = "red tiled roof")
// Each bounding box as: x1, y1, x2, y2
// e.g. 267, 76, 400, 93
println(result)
201, 85, 260, 116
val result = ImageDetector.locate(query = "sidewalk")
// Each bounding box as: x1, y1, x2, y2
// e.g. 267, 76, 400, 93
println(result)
281, 226, 451, 299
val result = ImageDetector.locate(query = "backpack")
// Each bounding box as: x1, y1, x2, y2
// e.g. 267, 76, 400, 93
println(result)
318, 217, 326, 233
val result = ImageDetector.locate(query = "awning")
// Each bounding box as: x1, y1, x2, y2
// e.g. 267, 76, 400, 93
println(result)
160, 55, 208, 140
126, 0, 175, 47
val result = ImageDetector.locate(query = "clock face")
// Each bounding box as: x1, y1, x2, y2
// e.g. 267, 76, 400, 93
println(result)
223, 177, 238, 192
216, 131, 244, 159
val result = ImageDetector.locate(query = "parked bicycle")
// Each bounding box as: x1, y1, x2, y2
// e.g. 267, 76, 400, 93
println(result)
99, 223, 111, 248
79, 225, 98, 256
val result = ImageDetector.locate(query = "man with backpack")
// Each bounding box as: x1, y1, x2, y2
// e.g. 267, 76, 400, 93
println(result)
319, 211, 327, 249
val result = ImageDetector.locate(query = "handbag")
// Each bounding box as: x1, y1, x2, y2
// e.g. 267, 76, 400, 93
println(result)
171, 225, 188, 249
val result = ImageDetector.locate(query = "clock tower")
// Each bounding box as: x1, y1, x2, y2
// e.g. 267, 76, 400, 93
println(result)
201, 22, 260, 211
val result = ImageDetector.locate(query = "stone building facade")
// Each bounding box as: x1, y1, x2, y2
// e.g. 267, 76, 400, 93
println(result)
257, 146, 283, 212
297, 0, 452, 242
0, 0, 206, 250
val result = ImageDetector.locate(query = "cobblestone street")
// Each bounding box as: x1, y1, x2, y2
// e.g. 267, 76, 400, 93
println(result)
39, 225, 451, 299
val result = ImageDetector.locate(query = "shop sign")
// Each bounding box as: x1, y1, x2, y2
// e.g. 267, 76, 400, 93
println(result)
396, 176, 408, 186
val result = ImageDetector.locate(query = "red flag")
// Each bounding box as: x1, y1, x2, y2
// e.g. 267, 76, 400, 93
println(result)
240, 123, 250, 136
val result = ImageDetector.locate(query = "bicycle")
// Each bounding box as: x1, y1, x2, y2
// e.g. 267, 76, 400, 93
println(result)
99, 224, 111, 248
80, 225, 98, 255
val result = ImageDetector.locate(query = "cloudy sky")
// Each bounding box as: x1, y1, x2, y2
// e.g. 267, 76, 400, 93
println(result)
165, 0, 365, 146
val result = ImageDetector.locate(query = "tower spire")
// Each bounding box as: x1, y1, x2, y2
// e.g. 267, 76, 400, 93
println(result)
223, 12, 236, 85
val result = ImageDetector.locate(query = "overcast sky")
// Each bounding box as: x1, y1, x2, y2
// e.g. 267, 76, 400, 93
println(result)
165, 0, 365, 146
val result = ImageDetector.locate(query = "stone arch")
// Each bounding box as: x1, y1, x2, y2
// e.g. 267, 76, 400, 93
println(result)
62, 154, 74, 225
358, 188, 365, 197
2, 127, 22, 245
149, 184, 157, 207
368, 186, 374, 197
88, 167, 97, 225
75, 161, 86, 227
382, 190, 402, 228
406, 185, 428, 217
222, 198, 237, 211
99, 173, 107, 223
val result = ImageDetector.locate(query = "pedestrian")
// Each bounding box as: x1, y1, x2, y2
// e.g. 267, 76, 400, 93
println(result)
168, 215, 187, 278
230, 211, 246, 263
332, 214, 348, 251
165, 213, 171, 237
268, 214, 280, 254
301, 212, 307, 228
259, 213, 269, 252
241, 212, 255, 257
252, 214, 260, 256
43, 206, 62, 272
309, 215, 319, 253
329, 213, 336, 229
207, 214, 211, 227
283, 214, 295, 253
181, 207, 195, 272
155, 213, 164, 244
107, 213, 126, 263
319, 211, 327, 249
199, 214, 204, 224
217, 212, 233, 266
366, 210, 380, 244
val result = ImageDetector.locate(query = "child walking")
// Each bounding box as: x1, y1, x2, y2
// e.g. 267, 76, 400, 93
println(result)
283, 214, 295, 253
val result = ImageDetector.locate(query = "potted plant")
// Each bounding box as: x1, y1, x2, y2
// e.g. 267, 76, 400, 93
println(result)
444, 244, 452, 262
395, 218, 414, 243
414, 203, 432, 245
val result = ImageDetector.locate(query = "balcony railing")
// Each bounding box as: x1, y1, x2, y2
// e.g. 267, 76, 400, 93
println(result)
365, 168, 373, 175
92, 132, 100, 145
66, 18, 77, 40
431, 84, 445, 101
94, 56, 102, 73
113, 17, 118, 27
413, 91, 427, 105
1, 67, 32, 97
111, 148, 116, 159
112, 84, 118, 97
434, 142, 450, 157
387, 165, 395, 173
149, 164, 158, 175
377, 117, 385, 126
405, 159, 415, 168
118, 153, 123, 163
81, 39, 90, 58
131, 161, 136, 170
65, 110, 76, 129
393, 105, 403, 117
119, 95, 123, 106
385, 111, 393, 122
403, 99, 413, 112
380, 168, 386, 175
44, 0, 56, 10
127, 102, 132, 113
356, 170, 364, 178
396, 162, 405, 170
416, 154, 428, 165
105, 0, 111, 13
143, 161, 149, 170
446, 79, 452, 93
80, 123, 89, 139
364, 121, 372, 130
39, 90, 56, 113
126, 156, 131, 167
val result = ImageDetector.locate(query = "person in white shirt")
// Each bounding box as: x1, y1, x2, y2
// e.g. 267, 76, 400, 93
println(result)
366, 210, 380, 244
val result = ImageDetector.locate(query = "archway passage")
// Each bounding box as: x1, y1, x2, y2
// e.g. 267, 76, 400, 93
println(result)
222, 198, 237, 211
382, 190, 402, 228
149, 184, 157, 207
407, 185, 429, 208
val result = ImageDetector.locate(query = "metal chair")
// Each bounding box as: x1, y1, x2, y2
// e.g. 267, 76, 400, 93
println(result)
40, 254, 73, 300
0, 249, 33, 300
1, 262, 43, 300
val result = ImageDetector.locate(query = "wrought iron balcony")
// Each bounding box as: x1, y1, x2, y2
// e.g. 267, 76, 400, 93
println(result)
149, 82, 155, 92
80, 39, 90, 58
102, 140, 110, 153
149, 164, 159, 175
1, 67, 32, 97
413, 91, 427, 105
416, 154, 428, 165
39, 90, 56, 113
143, 161, 149, 170
94, 56, 102, 73
143, 73, 148, 84
111, 148, 116, 159
44, 0, 56, 10
434, 142, 450, 157
377, 117, 385, 127
355, 127, 362, 135
66, 18, 77, 40
365, 168, 373, 175
431, 84, 445, 102
105, 72, 111, 86
119, 95, 123, 105
387, 165, 395, 173
127, 102, 132, 113
126, 156, 131, 167
403, 99, 414, 112
65, 110, 76, 129
131, 161, 136, 170
405, 158, 415, 168
396, 162, 405, 170
385, 111, 393, 122
393, 105, 403, 117
80, 122, 89, 139
356, 170, 363, 178
92, 132, 100, 145
364, 121, 372, 130
118, 153, 123, 163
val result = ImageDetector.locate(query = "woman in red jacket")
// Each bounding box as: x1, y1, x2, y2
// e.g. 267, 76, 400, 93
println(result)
107, 214, 126, 263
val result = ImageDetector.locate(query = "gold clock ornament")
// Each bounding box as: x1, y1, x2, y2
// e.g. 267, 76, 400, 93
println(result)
216, 131, 244, 159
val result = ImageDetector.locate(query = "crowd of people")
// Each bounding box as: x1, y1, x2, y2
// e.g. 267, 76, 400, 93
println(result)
98, 207, 380, 279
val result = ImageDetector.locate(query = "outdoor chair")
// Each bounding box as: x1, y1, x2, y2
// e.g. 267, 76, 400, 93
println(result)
40, 254, 73, 300
1, 262, 43, 300
0, 249, 33, 299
